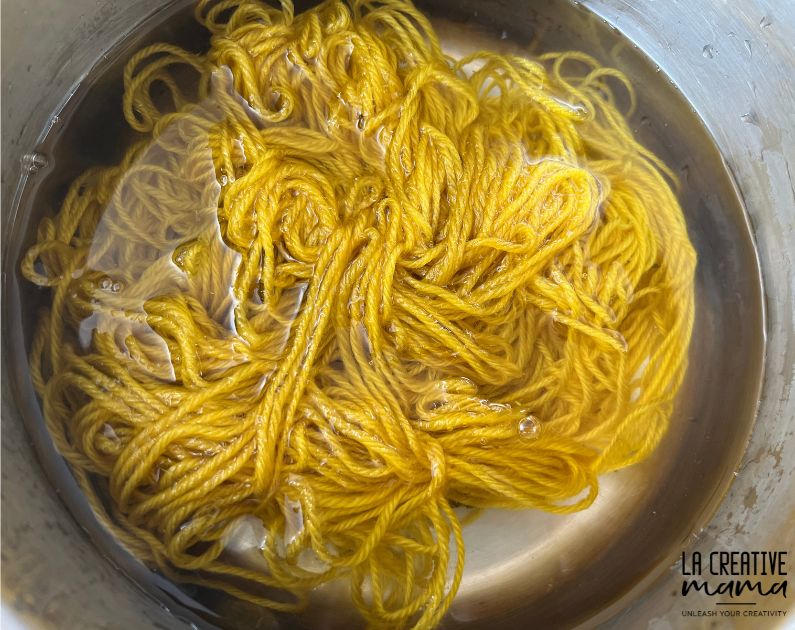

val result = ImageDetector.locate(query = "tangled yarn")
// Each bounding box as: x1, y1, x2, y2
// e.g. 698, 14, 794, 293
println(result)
22, 0, 696, 627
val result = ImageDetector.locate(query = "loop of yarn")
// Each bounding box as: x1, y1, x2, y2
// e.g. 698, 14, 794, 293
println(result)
22, 0, 696, 627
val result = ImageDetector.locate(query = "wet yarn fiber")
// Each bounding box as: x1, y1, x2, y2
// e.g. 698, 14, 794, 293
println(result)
22, 0, 696, 627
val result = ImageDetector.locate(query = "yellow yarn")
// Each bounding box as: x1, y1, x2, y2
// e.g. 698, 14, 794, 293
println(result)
21, 0, 696, 627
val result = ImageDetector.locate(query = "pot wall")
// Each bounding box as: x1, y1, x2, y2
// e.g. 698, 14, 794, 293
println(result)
2, 1, 792, 628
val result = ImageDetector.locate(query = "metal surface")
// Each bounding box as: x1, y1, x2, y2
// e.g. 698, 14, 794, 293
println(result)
1, 1, 793, 629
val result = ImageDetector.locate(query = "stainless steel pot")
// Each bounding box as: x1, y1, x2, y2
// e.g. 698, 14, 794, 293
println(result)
2, 1, 793, 628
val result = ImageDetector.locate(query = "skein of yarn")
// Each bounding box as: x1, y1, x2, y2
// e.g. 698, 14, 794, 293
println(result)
21, 0, 696, 627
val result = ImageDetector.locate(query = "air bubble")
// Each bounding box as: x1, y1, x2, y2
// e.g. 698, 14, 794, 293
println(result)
701, 44, 715, 59
22, 152, 48, 173
519, 415, 540, 438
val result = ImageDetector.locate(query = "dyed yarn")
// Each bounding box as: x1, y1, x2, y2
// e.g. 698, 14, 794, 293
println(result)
22, 0, 696, 627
